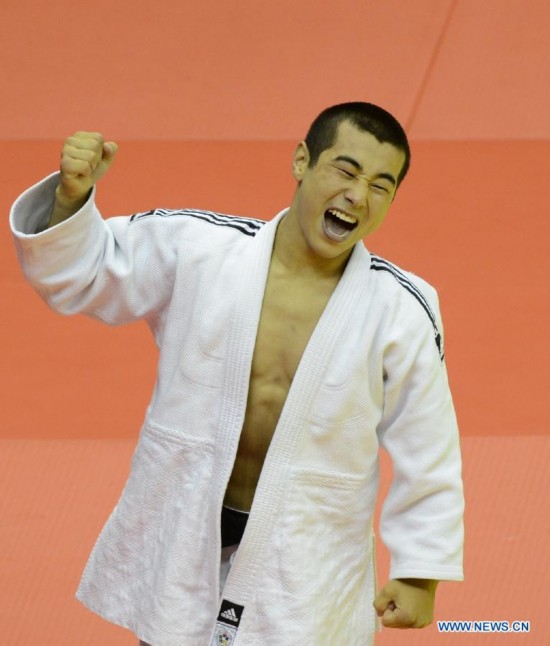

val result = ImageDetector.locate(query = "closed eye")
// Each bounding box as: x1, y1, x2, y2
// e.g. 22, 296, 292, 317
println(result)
334, 166, 355, 178
332, 163, 392, 194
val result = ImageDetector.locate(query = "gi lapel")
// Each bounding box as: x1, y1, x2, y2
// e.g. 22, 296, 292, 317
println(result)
223, 240, 373, 603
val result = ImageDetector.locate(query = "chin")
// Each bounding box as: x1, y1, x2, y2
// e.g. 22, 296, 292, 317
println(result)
317, 240, 355, 261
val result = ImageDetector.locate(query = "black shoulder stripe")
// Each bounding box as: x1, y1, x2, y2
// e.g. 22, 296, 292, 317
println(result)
129, 209, 155, 221
371, 255, 444, 361
371, 256, 435, 322
129, 208, 265, 237
183, 208, 264, 230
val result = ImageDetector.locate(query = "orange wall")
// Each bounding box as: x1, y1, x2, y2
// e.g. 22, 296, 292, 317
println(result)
2, 1, 549, 438
3, 0, 550, 140
3, 139, 549, 438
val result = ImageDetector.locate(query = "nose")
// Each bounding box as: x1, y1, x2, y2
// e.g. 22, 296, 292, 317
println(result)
344, 178, 369, 209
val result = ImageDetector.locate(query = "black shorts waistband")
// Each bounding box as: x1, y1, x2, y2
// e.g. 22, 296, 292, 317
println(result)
221, 505, 249, 548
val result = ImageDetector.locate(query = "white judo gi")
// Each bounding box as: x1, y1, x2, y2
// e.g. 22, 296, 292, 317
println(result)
10, 173, 464, 646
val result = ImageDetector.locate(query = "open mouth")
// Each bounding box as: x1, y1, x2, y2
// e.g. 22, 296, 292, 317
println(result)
323, 208, 359, 242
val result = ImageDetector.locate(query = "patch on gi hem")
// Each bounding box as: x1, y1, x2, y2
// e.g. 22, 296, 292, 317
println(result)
211, 599, 244, 646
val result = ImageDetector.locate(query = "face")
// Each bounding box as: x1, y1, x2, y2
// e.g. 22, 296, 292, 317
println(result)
289, 120, 406, 264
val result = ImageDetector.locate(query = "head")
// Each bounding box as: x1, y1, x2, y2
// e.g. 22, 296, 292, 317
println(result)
304, 102, 410, 187
284, 108, 408, 268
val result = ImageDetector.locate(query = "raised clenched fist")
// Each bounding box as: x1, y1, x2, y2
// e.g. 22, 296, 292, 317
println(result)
49, 132, 118, 227
58, 131, 118, 201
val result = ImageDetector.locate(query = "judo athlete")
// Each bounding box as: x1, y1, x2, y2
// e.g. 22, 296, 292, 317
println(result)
10, 102, 464, 645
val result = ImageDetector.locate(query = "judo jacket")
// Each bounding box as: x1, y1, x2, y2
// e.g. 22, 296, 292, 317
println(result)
10, 173, 464, 646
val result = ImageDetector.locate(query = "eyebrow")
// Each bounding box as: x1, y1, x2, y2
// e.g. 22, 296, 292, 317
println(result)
333, 155, 397, 186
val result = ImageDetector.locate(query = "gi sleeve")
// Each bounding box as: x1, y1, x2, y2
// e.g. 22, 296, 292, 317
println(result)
376, 284, 464, 582
10, 172, 178, 326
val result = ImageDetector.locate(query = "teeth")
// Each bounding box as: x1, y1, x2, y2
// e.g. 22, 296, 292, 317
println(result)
327, 209, 357, 225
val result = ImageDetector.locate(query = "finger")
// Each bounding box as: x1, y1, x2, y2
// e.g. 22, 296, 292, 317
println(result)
60, 148, 100, 177
102, 141, 118, 159
373, 587, 395, 615
72, 130, 105, 143
382, 605, 412, 628
60, 158, 94, 180
61, 138, 103, 171
65, 132, 104, 153
377, 602, 396, 618
382, 609, 399, 628
63, 145, 101, 164
373, 594, 387, 615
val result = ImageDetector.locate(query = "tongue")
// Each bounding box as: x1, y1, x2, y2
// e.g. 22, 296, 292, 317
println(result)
323, 212, 353, 241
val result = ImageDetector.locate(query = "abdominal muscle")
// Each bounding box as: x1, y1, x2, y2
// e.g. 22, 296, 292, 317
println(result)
223, 375, 289, 511
224, 243, 339, 511
223, 258, 340, 512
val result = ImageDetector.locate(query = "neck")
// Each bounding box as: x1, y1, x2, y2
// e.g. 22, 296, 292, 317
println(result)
272, 209, 353, 279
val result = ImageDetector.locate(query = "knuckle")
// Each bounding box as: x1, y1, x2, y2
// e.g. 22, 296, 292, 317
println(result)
60, 153, 75, 168
65, 131, 104, 149
63, 137, 78, 149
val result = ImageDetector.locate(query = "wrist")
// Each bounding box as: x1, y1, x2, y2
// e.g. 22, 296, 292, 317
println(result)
49, 185, 91, 227
396, 578, 439, 592
54, 183, 90, 210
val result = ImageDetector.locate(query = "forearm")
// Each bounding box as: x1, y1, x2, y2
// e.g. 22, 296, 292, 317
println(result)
11, 177, 109, 314
11, 173, 174, 324
378, 321, 464, 581
48, 184, 91, 228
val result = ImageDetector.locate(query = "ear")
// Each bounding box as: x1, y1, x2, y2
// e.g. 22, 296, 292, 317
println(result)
292, 141, 310, 182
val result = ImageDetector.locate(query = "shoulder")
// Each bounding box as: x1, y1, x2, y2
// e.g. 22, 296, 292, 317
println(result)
369, 253, 444, 361
369, 253, 438, 306
127, 207, 266, 240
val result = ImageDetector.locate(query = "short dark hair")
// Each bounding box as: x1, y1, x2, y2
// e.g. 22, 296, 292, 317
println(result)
304, 102, 411, 186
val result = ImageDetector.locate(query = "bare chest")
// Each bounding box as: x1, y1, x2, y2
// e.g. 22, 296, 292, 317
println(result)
224, 268, 339, 510
255, 278, 332, 383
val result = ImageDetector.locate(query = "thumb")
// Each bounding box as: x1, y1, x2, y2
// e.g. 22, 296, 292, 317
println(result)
373, 588, 395, 617
102, 141, 119, 163
381, 604, 408, 628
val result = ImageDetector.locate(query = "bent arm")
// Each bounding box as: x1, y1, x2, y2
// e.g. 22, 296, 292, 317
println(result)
10, 173, 177, 325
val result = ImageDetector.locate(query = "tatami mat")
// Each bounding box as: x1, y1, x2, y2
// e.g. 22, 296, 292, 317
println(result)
1, 436, 547, 644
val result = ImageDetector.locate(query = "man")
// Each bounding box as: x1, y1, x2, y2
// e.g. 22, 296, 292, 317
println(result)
10, 103, 464, 645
